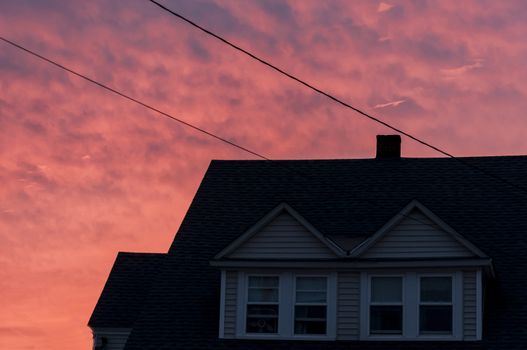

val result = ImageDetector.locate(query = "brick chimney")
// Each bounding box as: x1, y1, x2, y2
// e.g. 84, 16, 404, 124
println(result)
376, 135, 401, 159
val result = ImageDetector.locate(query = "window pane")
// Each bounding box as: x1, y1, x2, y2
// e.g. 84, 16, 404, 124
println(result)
296, 277, 327, 291
420, 305, 452, 333
296, 291, 326, 303
295, 306, 327, 335
248, 276, 278, 288
295, 320, 326, 335
371, 277, 402, 303
420, 277, 452, 302
370, 305, 402, 334
246, 305, 278, 333
248, 288, 278, 303
295, 305, 326, 319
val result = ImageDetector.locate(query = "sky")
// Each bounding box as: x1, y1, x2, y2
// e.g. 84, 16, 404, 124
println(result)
1, 0, 527, 348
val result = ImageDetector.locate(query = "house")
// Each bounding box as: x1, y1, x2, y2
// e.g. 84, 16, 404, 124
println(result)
88, 135, 527, 349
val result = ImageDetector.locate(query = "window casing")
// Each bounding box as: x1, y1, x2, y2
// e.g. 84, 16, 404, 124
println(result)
369, 276, 403, 335
246, 276, 279, 334
236, 271, 337, 340
294, 276, 328, 335
360, 272, 463, 340
419, 276, 453, 335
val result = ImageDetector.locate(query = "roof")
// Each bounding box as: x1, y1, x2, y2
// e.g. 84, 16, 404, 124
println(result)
109, 156, 526, 349
88, 252, 165, 328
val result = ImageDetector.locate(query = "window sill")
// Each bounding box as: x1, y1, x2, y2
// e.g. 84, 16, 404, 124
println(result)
236, 334, 336, 341
363, 334, 462, 341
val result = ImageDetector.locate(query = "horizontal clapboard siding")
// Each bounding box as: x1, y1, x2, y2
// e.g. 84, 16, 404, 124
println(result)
337, 272, 360, 340
464, 270, 477, 340
92, 328, 131, 350
224, 271, 237, 338
362, 209, 473, 258
228, 213, 335, 259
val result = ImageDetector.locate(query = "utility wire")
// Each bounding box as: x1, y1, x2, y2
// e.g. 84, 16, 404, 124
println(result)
2, 35, 517, 237
148, 0, 527, 196
0, 37, 270, 162
148, 0, 452, 158
0, 36, 442, 230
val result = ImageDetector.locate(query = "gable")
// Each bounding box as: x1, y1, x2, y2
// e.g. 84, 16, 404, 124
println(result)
361, 208, 476, 259
226, 212, 337, 259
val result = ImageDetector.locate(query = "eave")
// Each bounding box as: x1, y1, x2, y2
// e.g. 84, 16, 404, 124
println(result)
210, 257, 494, 274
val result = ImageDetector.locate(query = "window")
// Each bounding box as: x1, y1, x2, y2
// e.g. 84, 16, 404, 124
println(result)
294, 277, 327, 335
246, 276, 279, 334
369, 277, 403, 335
419, 276, 453, 334
236, 272, 337, 339
361, 272, 462, 340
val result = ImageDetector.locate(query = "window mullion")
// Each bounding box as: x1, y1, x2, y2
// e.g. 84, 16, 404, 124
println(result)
406, 272, 418, 338
280, 272, 293, 336
453, 271, 463, 339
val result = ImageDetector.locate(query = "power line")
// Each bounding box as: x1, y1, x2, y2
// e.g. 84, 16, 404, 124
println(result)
1, 35, 516, 237
0, 37, 270, 162
0, 36, 443, 230
148, 0, 452, 158
147, 0, 527, 196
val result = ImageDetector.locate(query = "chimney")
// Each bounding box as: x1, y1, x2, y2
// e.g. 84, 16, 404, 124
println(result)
376, 135, 401, 159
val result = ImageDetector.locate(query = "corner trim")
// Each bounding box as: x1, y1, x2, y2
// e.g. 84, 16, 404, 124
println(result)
476, 269, 482, 340
219, 270, 226, 338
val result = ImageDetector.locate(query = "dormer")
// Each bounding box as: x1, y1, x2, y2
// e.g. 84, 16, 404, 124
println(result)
211, 201, 491, 341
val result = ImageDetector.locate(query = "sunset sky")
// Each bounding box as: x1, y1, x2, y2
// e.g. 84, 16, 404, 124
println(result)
1, 0, 527, 348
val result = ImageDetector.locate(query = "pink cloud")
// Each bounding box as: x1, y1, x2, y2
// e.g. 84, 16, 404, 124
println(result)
1, 0, 527, 348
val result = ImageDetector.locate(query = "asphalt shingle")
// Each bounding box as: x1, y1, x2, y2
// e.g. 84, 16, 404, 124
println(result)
88, 252, 165, 328
95, 156, 527, 349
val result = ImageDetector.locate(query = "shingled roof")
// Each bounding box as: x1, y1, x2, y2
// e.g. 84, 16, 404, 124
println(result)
98, 156, 527, 349
88, 252, 165, 328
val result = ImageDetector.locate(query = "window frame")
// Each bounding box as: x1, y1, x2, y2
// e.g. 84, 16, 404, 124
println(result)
235, 271, 337, 340
368, 274, 405, 337
245, 275, 280, 334
415, 272, 462, 340
360, 271, 463, 341
293, 275, 329, 336
418, 275, 454, 336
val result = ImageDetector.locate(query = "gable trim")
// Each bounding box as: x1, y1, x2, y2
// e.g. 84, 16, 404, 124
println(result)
349, 200, 488, 258
214, 203, 346, 259
210, 258, 493, 269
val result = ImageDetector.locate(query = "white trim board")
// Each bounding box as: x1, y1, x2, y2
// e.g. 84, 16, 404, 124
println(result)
211, 258, 493, 269
219, 270, 226, 338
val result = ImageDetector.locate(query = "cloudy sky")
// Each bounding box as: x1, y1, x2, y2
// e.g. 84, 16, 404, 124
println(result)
1, 0, 527, 348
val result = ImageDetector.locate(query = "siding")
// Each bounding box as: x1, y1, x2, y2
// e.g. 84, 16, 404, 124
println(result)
223, 271, 238, 338
92, 328, 131, 350
337, 272, 360, 340
362, 209, 474, 259
228, 213, 335, 259
463, 270, 477, 340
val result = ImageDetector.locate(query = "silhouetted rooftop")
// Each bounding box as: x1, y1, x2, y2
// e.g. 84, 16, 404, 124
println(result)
92, 156, 527, 349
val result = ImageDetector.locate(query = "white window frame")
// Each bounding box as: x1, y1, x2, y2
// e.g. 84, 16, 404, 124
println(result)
418, 274, 455, 337
245, 274, 281, 335
367, 274, 405, 338
235, 271, 337, 340
360, 271, 463, 341
293, 275, 328, 337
